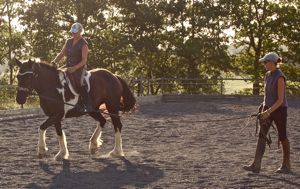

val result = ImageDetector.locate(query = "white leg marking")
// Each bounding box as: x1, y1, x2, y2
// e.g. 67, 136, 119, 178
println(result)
109, 129, 124, 157
89, 123, 103, 154
37, 129, 48, 158
55, 131, 69, 160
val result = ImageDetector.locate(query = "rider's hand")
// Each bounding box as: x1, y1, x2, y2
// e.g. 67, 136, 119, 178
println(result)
67, 66, 77, 73
51, 61, 57, 68
259, 109, 271, 120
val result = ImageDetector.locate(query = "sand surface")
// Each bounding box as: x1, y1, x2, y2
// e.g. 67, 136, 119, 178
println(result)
1, 99, 300, 188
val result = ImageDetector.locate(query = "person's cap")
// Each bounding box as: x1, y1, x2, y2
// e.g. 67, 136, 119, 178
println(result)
70, 23, 83, 33
259, 52, 282, 64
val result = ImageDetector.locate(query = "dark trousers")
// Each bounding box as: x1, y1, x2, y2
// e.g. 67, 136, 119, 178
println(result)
66, 67, 85, 94
259, 105, 288, 142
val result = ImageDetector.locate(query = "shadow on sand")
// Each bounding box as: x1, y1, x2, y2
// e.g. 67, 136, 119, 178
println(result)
26, 158, 164, 189
247, 172, 300, 188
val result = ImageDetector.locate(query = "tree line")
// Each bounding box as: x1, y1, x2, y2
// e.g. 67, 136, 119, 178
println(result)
1, 0, 300, 95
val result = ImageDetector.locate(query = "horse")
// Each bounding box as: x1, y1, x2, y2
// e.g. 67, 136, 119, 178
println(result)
15, 59, 136, 160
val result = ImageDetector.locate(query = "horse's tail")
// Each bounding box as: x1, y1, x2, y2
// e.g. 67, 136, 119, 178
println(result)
116, 76, 136, 112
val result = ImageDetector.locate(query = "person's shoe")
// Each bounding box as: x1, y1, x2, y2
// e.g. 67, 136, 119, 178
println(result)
275, 164, 291, 174
243, 164, 261, 173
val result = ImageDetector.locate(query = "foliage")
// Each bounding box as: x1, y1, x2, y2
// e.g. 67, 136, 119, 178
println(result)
1, 0, 300, 97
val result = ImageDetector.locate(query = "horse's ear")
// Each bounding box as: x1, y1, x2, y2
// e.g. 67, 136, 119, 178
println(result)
15, 58, 22, 67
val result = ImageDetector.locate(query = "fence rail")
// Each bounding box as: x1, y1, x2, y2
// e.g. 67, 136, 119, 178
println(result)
1, 77, 300, 109
129, 78, 300, 96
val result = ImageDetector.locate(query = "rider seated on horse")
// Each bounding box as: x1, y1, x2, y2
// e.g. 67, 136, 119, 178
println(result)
51, 22, 93, 112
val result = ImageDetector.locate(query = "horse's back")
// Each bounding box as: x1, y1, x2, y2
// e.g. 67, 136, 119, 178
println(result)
89, 68, 123, 99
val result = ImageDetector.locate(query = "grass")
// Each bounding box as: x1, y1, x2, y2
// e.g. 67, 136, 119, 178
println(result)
224, 80, 253, 94
0, 97, 39, 110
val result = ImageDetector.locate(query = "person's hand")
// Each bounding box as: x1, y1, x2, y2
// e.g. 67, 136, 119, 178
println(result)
67, 66, 77, 73
259, 109, 271, 120
51, 61, 57, 68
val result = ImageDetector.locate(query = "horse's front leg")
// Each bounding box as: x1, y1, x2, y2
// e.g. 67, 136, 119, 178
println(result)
54, 122, 69, 160
38, 116, 59, 158
38, 128, 48, 158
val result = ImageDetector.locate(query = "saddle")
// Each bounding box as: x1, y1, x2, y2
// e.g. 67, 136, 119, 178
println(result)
58, 69, 91, 97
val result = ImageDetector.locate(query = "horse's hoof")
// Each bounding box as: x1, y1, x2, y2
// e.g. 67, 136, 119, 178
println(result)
89, 140, 103, 155
54, 155, 69, 161
54, 156, 63, 161
37, 153, 47, 159
90, 148, 98, 155
109, 150, 125, 157
37, 147, 48, 159
54, 153, 69, 161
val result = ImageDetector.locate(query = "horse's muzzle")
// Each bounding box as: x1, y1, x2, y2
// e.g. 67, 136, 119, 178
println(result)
16, 91, 28, 105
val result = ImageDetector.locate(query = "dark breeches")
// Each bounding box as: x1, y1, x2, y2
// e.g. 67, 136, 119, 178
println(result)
259, 105, 288, 142
66, 67, 85, 93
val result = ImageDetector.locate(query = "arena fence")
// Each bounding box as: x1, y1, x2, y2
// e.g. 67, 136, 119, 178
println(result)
1, 78, 300, 110
129, 78, 300, 96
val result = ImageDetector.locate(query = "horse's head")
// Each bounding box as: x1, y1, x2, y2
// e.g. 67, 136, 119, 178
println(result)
15, 59, 38, 105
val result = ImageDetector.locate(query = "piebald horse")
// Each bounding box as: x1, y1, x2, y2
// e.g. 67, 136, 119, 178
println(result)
15, 59, 136, 160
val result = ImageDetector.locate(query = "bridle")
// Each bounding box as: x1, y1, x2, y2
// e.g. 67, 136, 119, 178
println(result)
17, 63, 37, 94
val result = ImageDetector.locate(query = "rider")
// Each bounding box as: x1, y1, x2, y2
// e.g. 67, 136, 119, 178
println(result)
243, 52, 291, 173
51, 22, 94, 112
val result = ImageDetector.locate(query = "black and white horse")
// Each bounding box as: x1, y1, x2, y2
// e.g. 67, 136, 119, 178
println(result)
15, 59, 135, 160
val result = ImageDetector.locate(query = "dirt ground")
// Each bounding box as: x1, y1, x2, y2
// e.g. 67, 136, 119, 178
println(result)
1, 98, 300, 188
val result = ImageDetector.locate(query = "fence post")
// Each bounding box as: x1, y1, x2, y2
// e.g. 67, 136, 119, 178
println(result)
220, 78, 224, 95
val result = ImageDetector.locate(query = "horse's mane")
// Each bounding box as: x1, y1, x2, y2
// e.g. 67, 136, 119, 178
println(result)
34, 60, 58, 73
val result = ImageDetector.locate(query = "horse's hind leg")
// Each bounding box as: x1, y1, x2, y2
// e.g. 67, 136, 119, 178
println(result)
88, 112, 106, 154
108, 111, 124, 157
54, 121, 69, 160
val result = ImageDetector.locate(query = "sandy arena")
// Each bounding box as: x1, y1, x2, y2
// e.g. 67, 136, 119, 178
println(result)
0, 96, 300, 188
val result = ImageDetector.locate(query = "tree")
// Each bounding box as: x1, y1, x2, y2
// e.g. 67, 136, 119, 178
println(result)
230, 0, 300, 95
0, 0, 25, 85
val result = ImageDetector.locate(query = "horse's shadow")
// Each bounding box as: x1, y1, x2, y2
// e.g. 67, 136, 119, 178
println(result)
27, 158, 163, 189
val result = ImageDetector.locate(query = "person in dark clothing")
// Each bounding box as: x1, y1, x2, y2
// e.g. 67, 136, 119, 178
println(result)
243, 52, 291, 174
51, 22, 94, 112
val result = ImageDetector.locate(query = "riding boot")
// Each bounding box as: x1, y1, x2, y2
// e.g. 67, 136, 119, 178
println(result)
243, 137, 266, 173
275, 139, 291, 173
80, 86, 95, 113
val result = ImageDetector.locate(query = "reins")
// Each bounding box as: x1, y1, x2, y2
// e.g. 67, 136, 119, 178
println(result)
193, 114, 258, 123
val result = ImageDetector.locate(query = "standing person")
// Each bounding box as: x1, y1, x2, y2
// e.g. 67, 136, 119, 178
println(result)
51, 22, 94, 112
243, 52, 291, 173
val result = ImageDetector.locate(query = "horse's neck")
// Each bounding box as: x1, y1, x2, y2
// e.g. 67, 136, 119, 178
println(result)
34, 69, 59, 94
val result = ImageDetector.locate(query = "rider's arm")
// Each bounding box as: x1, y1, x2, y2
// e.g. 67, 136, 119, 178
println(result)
51, 42, 67, 66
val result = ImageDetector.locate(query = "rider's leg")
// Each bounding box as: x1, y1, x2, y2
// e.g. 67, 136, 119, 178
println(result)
79, 85, 94, 112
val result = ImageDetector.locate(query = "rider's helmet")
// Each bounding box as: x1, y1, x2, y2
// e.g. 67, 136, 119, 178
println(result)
70, 22, 84, 34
